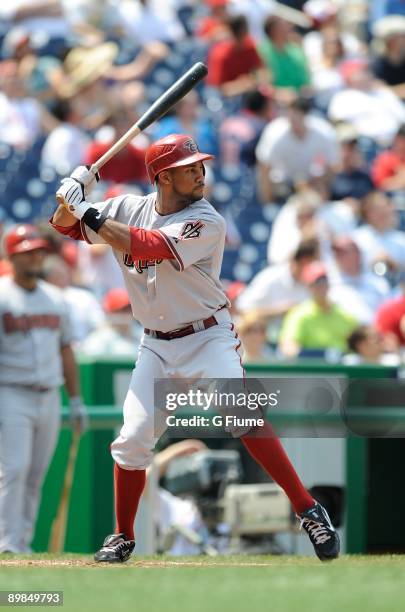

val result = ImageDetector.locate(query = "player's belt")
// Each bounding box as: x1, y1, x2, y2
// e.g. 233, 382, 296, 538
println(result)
0, 383, 54, 393
145, 314, 219, 341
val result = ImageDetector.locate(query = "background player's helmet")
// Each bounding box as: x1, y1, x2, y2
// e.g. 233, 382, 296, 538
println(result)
4, 224, 49, 256
145, 134, 214, 184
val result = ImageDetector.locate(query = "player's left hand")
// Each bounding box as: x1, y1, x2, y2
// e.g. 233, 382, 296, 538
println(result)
69, 396, 89, 433
56, 178, 93, 220
70, 165, 100, 197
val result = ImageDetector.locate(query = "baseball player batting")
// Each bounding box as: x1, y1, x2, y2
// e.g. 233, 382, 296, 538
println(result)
51, 134, 340, 563
0, 225, 87, 553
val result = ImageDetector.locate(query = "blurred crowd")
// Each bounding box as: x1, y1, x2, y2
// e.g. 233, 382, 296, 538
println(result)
1, 0, 405, 366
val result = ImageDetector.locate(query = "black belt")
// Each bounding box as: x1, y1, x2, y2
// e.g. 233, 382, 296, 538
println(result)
145, 315, 218, 341
0, 383, 54, 393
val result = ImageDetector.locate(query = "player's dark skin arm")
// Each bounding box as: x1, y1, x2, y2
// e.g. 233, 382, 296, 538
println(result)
52, 205, 132, 253
60, 344, 81, 398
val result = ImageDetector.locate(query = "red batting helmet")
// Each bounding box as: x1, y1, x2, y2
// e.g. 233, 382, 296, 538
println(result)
145, 134, 214, 184
4, 224, 49, 257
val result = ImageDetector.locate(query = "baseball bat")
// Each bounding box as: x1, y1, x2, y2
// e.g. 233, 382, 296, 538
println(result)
48, 428, 81, 553
56, 61, 208, 207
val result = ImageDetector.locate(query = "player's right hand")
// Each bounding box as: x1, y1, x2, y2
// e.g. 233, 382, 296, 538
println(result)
69, 397, 89, 434
70, 165, 100, 197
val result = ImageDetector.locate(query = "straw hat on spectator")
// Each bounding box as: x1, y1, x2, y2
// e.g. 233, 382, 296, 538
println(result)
271, 1, 311, 28
372, 15, 405, 41
335, 122, 359, 144
372, 15, 405, 55
59, 42, 118, 98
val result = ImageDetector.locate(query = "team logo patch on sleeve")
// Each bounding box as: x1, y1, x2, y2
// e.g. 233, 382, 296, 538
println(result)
178, 220, 205, 240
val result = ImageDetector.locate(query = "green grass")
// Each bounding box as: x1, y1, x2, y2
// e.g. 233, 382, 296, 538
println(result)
1, 555, 405, 612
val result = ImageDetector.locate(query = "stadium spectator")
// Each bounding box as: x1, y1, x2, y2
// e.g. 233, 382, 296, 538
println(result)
76, 241, 126, 298
330, 124, 374, 201
0, 60, 57, 149
237, 239, 318, 338
256, 97, 340, 203
259, 15, 311, 94
42, 254, 106, 345
303, 0, 365, 66
267, 188, 356, 264
219, 89, 273, 167
41, 99, 91, 175
0, 0, 71, 39
328, 58, 405, 146
328, 236, 390, 324
1, 27, 64, 109
107, 41, 168, 84
343, 325, 400, 365
309, 26, 347, 110
375, 275, 405, 348
235, 310, 274, 364
115, 0, 186, 44
371, 124, 405, 192
228, 0, 311, 43
353, 191, 405, 272
78, 288, 141, 356
153, 90, 218, 157
278, 261, 357, 358
206, 14, 268, 97
195, 0, 230, 42
57, 43, 147, 133
85, 105, 148, 185
372, 15, 405, 100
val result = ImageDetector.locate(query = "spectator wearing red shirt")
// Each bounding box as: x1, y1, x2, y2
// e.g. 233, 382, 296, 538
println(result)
85, 107, 148, 184
375, 276, 405, 347
206, 14, 269, 97
371, 124, 405, 191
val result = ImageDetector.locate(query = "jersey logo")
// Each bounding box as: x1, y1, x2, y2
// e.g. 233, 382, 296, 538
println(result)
3, 312, 61, 333
123, 253, 163, 274
177, 220, 205, 241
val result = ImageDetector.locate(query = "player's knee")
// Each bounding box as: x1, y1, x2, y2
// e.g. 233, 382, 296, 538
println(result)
110, 431, 155, 469
111, 443, 154, 469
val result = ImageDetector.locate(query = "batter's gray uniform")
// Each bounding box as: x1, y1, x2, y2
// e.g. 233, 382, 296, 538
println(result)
75, 192, 244, 469
0, 276, 73, 553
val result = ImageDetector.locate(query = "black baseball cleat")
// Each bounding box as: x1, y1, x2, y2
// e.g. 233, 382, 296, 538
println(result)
94, 533, 135, 563
298, 502, 340, 561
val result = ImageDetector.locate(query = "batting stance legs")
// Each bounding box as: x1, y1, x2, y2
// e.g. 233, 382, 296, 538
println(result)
95, 315, 340, 563
0, 387, 60, 553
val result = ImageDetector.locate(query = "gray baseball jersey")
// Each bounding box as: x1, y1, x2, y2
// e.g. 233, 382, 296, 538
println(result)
80, 193, 230, 332
0, 276, 73, 388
